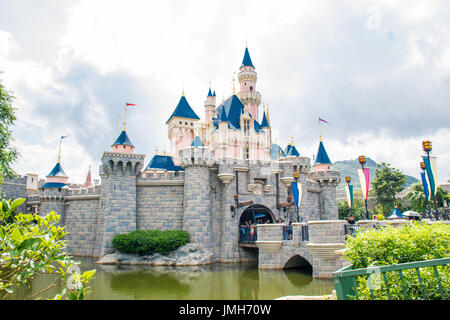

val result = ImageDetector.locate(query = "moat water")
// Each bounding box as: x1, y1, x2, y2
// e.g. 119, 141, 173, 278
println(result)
9, 257, 335, 300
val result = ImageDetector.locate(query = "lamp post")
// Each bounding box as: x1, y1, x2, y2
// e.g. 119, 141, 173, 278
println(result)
359, 155, 369, 219
345, 176, 352, 217
422, 140, 438, 218
420, 161, 432, 219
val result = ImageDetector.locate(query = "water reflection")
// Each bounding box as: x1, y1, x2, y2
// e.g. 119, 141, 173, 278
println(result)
8, 257, 334, 300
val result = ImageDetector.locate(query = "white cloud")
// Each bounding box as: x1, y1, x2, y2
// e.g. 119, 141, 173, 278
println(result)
0, 0, 449, 185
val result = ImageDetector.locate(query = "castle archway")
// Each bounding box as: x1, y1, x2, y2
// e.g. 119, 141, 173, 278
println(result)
283, 255, 312, 271
239, 204, 274, 226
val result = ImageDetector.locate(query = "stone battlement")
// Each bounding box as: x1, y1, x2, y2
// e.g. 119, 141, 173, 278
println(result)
66, 185, 101, 196
308, 170, 340, 184
139, 170, 185, 181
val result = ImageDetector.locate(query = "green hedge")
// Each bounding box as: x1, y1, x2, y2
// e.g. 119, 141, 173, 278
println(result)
344, 222, 450, 300
112, 230, 190, 256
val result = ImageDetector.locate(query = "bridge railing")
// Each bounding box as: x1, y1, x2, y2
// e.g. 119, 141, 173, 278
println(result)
333, 257, 450, 300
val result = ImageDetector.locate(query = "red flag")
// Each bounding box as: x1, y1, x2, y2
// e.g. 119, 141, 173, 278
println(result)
126, 103, 136, 106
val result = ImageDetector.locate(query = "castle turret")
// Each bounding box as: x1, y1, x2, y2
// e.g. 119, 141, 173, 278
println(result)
178, 142, 215, 254
309, 140, 340, 220
83, 166, 93, 187
237, 46, 262, 121
204, 86, 216, 123
39, 137, 70, 223
98, 130, 145, 257
167, 92, 200, 164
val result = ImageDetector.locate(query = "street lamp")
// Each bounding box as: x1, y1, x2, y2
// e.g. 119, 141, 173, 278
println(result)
422, 140, 438, 218
359, 155, 369, 219
345, 176, 352, 217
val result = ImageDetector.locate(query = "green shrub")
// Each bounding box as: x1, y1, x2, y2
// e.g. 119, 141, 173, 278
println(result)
112, 230, 190, 256
344, 222, 450, 300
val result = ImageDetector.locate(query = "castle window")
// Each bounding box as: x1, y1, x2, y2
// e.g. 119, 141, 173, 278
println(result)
250, 86, 253, 91
185, 122, 188, 125
244, 147, 249, 160
191, 123, 193, 126
244, 119, 250, 136
179, 121, 182, 125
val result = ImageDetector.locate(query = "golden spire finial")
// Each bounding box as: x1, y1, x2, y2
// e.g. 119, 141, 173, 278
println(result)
182, 85, 185, 97
266, 103, 270, 126
232, 72, 236, 94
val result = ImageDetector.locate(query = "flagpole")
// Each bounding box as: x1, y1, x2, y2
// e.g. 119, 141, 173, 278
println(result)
318, 118, 322, 141
58, 137, 62, 164
123, 103, 127, 131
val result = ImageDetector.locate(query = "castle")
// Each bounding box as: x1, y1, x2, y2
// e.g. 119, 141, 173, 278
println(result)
0, 47, 342, 274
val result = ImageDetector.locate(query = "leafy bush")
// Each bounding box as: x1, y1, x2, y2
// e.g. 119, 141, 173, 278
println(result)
0, 198, 95, 300
112, 230, 190, 256
344, 222, 450, 300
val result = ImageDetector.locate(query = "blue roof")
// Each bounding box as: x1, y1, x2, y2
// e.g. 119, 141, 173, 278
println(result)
216, 95, 244, 129
287, 145, 300, 157
314, 141, 332, 165
166, 95, 200, 124
207, 87, 213, 97
145, 154, 184, 171
271, 144, 287, 159
241, 47, 255, 68
261, 111, 270, 128
112, 130, 134, 147
219, 106, 228, 122
41, 182, 68, 189
285, 144, 292, 155
47, 163, 68, 178
387, 208, 404, 219
213, 90, 216, 97
191, 136, 204, 147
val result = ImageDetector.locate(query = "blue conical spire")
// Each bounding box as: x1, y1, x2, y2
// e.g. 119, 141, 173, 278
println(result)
314, 141, 332, 165
219, 106, 228, 122
166, 95, 200, 124
112, 130, 134, 147
261, 111, 270, 128
207, 87, 213, 97
241, 47, 255, 68
213, 90, 216, 97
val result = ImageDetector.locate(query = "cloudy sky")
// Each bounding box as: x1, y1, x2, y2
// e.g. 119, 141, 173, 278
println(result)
0, 0, 449, 184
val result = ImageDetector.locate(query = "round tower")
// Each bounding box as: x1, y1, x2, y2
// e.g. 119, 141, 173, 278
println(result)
178, 141, 215, 253
237, 46, 262, 121
309, 140, 340, 220
98, 129, 145, 257
204, 86, 216, 123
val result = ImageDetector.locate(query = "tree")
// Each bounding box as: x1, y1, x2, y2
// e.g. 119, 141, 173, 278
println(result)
0, 198, 95, 300
406, 182, 450, 213
371, 162, 407, 215
0, 76, 19, 178
338, 189, 366, 221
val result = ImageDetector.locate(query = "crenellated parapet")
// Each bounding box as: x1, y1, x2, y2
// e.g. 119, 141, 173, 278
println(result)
179, 146, 215, 168
308, 170, 341, 186
100, 151, 145, 178
66, 185, 101, 196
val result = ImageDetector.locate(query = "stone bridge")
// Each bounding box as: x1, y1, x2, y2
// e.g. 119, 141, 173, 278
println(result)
252, 219, 413, 278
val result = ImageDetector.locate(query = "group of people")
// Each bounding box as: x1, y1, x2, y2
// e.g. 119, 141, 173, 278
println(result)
240, 220, 258, 242
240, 218, 295, 242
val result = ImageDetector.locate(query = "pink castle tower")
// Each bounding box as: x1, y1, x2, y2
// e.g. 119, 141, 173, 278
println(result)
204, 86, 216, 123
167, 91, 201, 164
237, 46, 262, 121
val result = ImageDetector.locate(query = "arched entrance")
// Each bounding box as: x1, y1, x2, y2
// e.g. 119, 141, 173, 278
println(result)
239, 205, 275, 243
239, 204, 275, 226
